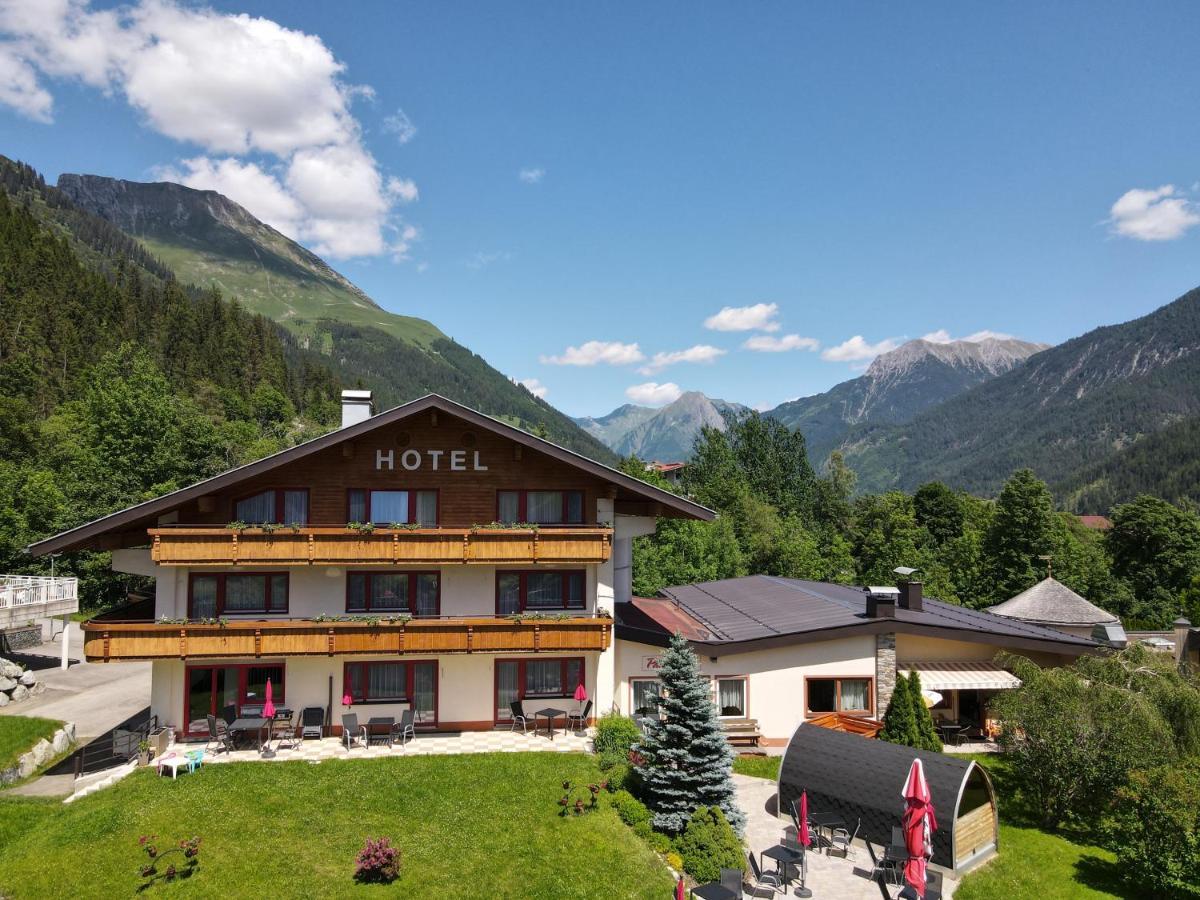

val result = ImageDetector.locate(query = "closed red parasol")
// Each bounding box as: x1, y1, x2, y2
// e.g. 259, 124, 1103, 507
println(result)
798, 789, 812, 847
901, 758, 937, 897
574, 682, 588, 703
262, 678, 276, 719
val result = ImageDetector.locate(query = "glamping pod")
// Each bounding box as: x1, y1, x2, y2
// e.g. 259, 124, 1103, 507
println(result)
777, 724, 997, 872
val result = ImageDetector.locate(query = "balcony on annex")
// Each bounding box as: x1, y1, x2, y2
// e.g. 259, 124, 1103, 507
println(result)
0, 575, 79, 628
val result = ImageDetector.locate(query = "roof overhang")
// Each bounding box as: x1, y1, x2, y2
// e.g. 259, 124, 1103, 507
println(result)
28, 393, 713, 556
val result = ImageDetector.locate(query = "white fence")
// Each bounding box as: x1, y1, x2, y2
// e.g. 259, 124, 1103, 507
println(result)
0, 575, 79, 612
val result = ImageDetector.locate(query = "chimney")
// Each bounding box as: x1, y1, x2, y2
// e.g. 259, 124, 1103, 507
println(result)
1175, 617, 1192, 666
865, 587, 899, 618
899, 580, 924, 612
341, 390, 373, 428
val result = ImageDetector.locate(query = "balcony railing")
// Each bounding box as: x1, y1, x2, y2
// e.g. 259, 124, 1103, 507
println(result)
0, 575, 79, 626
82, 614, 613, 662
148, 526, 613, 567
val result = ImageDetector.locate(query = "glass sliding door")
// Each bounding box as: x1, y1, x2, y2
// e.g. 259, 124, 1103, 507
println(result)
186, 667, 216, 735
184, 663, 283, 735
496, 660, 520, 720
412, 662, 436, 724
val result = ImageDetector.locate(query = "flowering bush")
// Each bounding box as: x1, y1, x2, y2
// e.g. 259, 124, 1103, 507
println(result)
353, 837, 401, 884
136, 834, 200, 888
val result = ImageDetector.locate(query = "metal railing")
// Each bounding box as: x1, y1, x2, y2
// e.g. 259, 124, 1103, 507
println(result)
72, 712, 159, 778
0, 575, 79, 610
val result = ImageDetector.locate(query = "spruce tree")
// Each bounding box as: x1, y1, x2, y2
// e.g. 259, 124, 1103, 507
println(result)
635, 633, 745, 834
879, 672, 920, 748
908, 671, 943, 752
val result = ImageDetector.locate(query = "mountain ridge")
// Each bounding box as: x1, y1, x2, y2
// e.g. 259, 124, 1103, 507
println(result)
576, 391, 748, 460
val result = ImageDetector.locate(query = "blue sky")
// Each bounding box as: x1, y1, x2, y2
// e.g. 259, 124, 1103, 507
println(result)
3, 2, 1200, 416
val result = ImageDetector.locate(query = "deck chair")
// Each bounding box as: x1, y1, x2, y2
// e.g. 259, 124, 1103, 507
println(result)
830, 818, 860, 860
745, 852, 782, 898
509, 700, 532, 734
566, 700, 593, 732
219, 704, 237, 726
205, 715, 234, 755
392, 709, 416, 747
341, 713, 367, 750
300, 706, 325, 740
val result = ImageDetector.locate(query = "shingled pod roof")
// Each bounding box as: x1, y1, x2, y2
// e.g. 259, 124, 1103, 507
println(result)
778, 724, 997, 872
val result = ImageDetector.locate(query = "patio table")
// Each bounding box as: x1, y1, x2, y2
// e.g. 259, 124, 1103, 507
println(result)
366, 717, 396, 746
534, 707, 566, 739
689, 883, 737, 900
228, 717, 270, 754
156, 753, 194, 780
807, 811, 844, 851
762, 844, 808, 897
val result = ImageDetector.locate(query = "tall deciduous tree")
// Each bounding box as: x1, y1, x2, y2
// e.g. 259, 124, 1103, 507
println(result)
1107, 495, 1200, 625
635, 633, 745, 834
983, 469, 1056, 601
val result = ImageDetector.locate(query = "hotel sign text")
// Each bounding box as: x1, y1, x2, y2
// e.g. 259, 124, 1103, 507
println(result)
375, 449, 488, 472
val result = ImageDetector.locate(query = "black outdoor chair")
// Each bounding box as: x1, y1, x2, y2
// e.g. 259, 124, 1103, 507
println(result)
341, 713, 367, 750
269, 711, 296, 750
719, 868, 744, 897
509, 700, 532, 734
745, 852, 782, 898
220, 704, 237, 726
392, 709, 416, 747
205, 715, 234, 755
567, 700, 593, 732
867, 840, 901, 887
300, 706, 325, 740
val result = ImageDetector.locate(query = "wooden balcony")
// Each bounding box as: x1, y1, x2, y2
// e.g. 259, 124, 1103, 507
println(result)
148, 526, 613, 567
82, 615, 613, 662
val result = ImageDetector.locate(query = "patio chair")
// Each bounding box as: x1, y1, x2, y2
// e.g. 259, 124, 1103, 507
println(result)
341, 713, 367, 750
219, 704, 237, 726
566, 700, 593, 732
829, 817, 860, 860
866, 840, 901, 888
509, 700, 532, 734
205, 715, 234, 755
392, 709, 415, 747
719, 868, 744, 897
300, 706, 325, 740
745, 852, 782, 898
269, 711, 296, 751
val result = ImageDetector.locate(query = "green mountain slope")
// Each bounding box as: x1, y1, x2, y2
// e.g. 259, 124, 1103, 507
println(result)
575, 392, 749, 460
54, 170, 614, 462
840, 287, 1200, 499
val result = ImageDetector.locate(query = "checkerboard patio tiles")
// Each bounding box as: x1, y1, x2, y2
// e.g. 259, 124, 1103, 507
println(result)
191, 726, 594, 764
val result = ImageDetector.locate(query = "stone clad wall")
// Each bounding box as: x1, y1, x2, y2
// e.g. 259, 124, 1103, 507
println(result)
875, 632, 897, 714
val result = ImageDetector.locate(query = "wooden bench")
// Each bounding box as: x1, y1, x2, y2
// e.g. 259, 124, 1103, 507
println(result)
722, 718, 762, 747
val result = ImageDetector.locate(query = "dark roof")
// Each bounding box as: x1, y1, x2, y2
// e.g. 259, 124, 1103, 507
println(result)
28, 393, 713, 556
987, 577, 1118, 626
778, 724, 993, 869
615, 575, 1097, 656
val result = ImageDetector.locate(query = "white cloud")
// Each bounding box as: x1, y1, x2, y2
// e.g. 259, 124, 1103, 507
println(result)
387, 177, 418, 204
921, 329, 1013, 344
518, 167, 544, 184
0, 0, 418, 260
382, 107, 416, 144
541, 341, 645, 367
821, 335, 902, 362
517, 378, 548, 399
465, 250, 511, 270
625, 381, 682, 406
742, 333, 820, 353
704, 302, 780, 332
1108, 185, 1200, 241
638, 344, 726, 375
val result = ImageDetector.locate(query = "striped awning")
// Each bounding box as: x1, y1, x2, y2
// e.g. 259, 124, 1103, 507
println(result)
899, 661, 1022, 691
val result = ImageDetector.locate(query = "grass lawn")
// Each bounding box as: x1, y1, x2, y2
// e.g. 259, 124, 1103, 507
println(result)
0, 752, 673, 899
732, 755, 780, 780
955, 754, 1128, 900
0, 715, 63, 772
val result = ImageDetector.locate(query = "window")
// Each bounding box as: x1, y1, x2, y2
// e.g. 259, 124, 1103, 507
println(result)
806, 677, 873, 716
495, 658, 584, 720
343, 661, 437, 722
716, 677, 747, 718
346, 572, 440, 615
631, 678, 662, 715
188, 573, 288, 617
495, 571, 585, 614
234, 489, 308, 525
496, 490, 584, 524
347, 489, 438, 525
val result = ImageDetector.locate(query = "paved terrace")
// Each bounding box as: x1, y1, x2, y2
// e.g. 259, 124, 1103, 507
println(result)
187, 727, 594, 764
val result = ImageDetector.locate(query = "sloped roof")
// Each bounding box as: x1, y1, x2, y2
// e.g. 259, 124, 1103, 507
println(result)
987, 577, 1118, 626
27, 393, 713, 556
614, 575, 1097, 656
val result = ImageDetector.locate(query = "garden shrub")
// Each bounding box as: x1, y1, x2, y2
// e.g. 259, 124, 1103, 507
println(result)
597, 749, 625, 771
1109, 762, 1200, 898
610, 789, 650, 828
666, 851, 684, 872
647, 830, 672, 854
673, 806, 744, 884
353, 837, 400, 884
633, 820, 654, 841
594, 713, 641, 757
